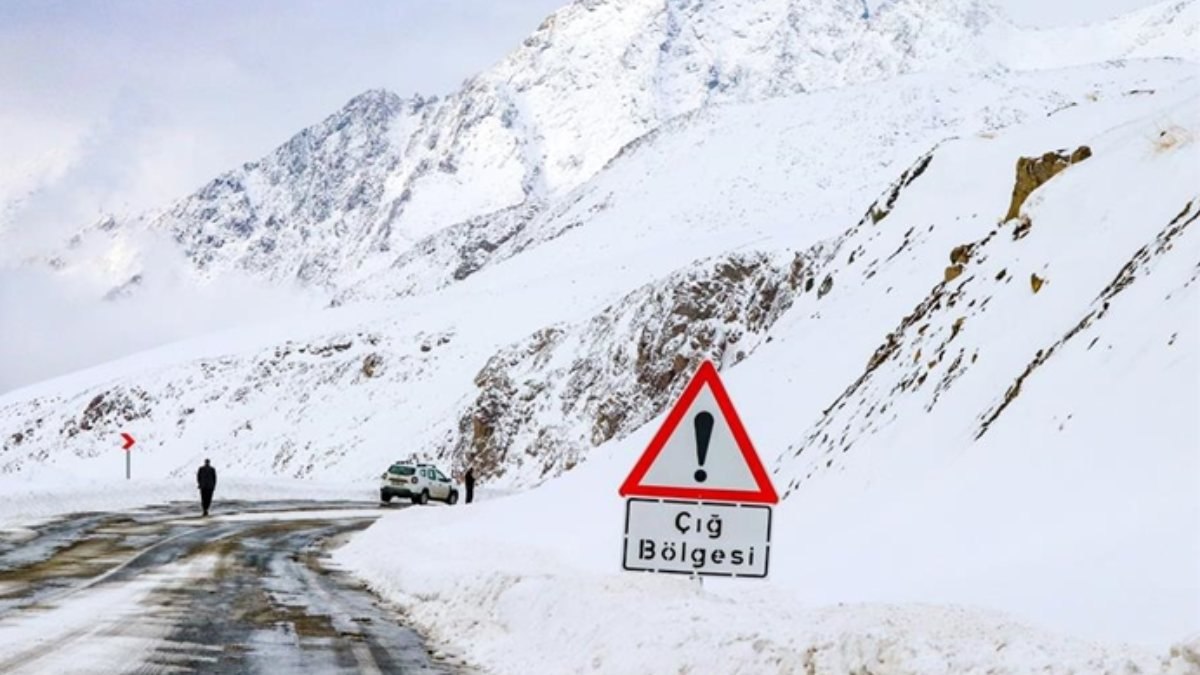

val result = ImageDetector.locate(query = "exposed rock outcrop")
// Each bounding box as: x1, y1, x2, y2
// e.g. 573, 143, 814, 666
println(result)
1004, 146, 1092, 221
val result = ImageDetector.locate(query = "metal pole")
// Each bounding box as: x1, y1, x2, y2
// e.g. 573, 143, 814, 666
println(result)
126, 451, 130, 480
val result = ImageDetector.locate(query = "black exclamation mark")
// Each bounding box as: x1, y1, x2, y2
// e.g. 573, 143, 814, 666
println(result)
694, 411, 713, 483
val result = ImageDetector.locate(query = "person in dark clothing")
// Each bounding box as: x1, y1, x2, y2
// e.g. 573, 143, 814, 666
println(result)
197, 459, 217, 516
464, 468, 475, 504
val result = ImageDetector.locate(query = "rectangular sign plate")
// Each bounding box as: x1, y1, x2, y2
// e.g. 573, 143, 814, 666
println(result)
622, 498, 771, 578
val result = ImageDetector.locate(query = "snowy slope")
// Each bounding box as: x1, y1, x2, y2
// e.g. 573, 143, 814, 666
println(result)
338, 61, 1193, 305
3, 63, 1191, 490
331, 75, 1200, 673
18, 0, 1198, 298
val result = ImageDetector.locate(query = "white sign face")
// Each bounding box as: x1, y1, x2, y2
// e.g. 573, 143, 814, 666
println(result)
622, 498, 771, 578
638, 385, 759, 493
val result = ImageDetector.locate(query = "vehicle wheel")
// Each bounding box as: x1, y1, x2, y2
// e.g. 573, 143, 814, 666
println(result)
380, 491, 392, 504
416, 489, 430, 506
447, 490, 459, 505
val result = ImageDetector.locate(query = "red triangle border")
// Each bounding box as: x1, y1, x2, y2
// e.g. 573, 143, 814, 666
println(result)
619, 360, 779, 504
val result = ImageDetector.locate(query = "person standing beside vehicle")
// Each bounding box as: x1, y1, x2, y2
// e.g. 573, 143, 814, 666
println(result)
465, 468, 475, 504
197, 459, 217, 516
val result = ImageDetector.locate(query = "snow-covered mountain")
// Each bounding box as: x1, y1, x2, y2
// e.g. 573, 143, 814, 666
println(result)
333, 68, 1200, 665
5, 59, 1193, 487
24, 0, 1199, 297
1, 0, 1197, 658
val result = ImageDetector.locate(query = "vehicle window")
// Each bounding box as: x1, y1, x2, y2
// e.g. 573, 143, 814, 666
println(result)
388, 465, 415, 476
435, 470, 448, 482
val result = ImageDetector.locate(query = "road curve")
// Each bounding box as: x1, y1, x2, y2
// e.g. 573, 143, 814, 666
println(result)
0, 500, 458, 674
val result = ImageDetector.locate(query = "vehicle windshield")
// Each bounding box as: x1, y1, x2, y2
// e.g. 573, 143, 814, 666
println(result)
388, 465, 415, 476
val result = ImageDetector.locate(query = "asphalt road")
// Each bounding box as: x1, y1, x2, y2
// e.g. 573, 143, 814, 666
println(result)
0, 500, 458, 674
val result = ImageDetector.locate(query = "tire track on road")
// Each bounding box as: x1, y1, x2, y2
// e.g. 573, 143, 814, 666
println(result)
0, 501, 455, 674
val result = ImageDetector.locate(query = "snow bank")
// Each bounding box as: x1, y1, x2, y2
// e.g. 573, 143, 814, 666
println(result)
334, 483, 1200, 675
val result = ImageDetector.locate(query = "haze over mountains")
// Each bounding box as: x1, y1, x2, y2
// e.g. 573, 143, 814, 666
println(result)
0, 0, 1197, 663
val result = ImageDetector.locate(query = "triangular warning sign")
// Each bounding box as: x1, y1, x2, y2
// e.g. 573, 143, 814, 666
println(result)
619, 360, 778, 504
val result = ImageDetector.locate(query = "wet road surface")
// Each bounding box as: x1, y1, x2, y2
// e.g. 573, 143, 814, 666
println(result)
0, 500, 459, 674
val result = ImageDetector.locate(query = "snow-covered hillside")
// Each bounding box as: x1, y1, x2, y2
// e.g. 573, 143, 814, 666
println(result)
4, 62, 1192, 489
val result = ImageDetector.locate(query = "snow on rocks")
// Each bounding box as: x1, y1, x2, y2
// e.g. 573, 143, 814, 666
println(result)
437, 247, 829, 485
0, 329, 459, 480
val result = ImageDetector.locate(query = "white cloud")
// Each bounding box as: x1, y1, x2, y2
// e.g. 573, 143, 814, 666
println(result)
0, 229, 322, 394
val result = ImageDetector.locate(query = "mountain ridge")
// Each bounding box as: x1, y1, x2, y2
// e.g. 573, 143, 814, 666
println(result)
26, 0, 1197, 300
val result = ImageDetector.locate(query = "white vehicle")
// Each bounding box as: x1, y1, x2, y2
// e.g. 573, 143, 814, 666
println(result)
379, 462, 458, 505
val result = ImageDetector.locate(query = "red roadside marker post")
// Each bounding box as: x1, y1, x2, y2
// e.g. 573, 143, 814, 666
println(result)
619, 360, 778, 579
120, 432, 136, 479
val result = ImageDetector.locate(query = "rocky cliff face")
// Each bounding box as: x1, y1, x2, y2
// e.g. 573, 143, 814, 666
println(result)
444, 247, 833, 482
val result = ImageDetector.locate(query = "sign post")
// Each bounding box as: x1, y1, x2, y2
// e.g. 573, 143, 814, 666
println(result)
619, 360, 778, 578
121, 432, 136, 479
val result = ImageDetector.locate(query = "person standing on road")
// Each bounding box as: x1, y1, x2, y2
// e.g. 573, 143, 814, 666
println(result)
197, 459, 217, 517
465, 468, 475, 504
